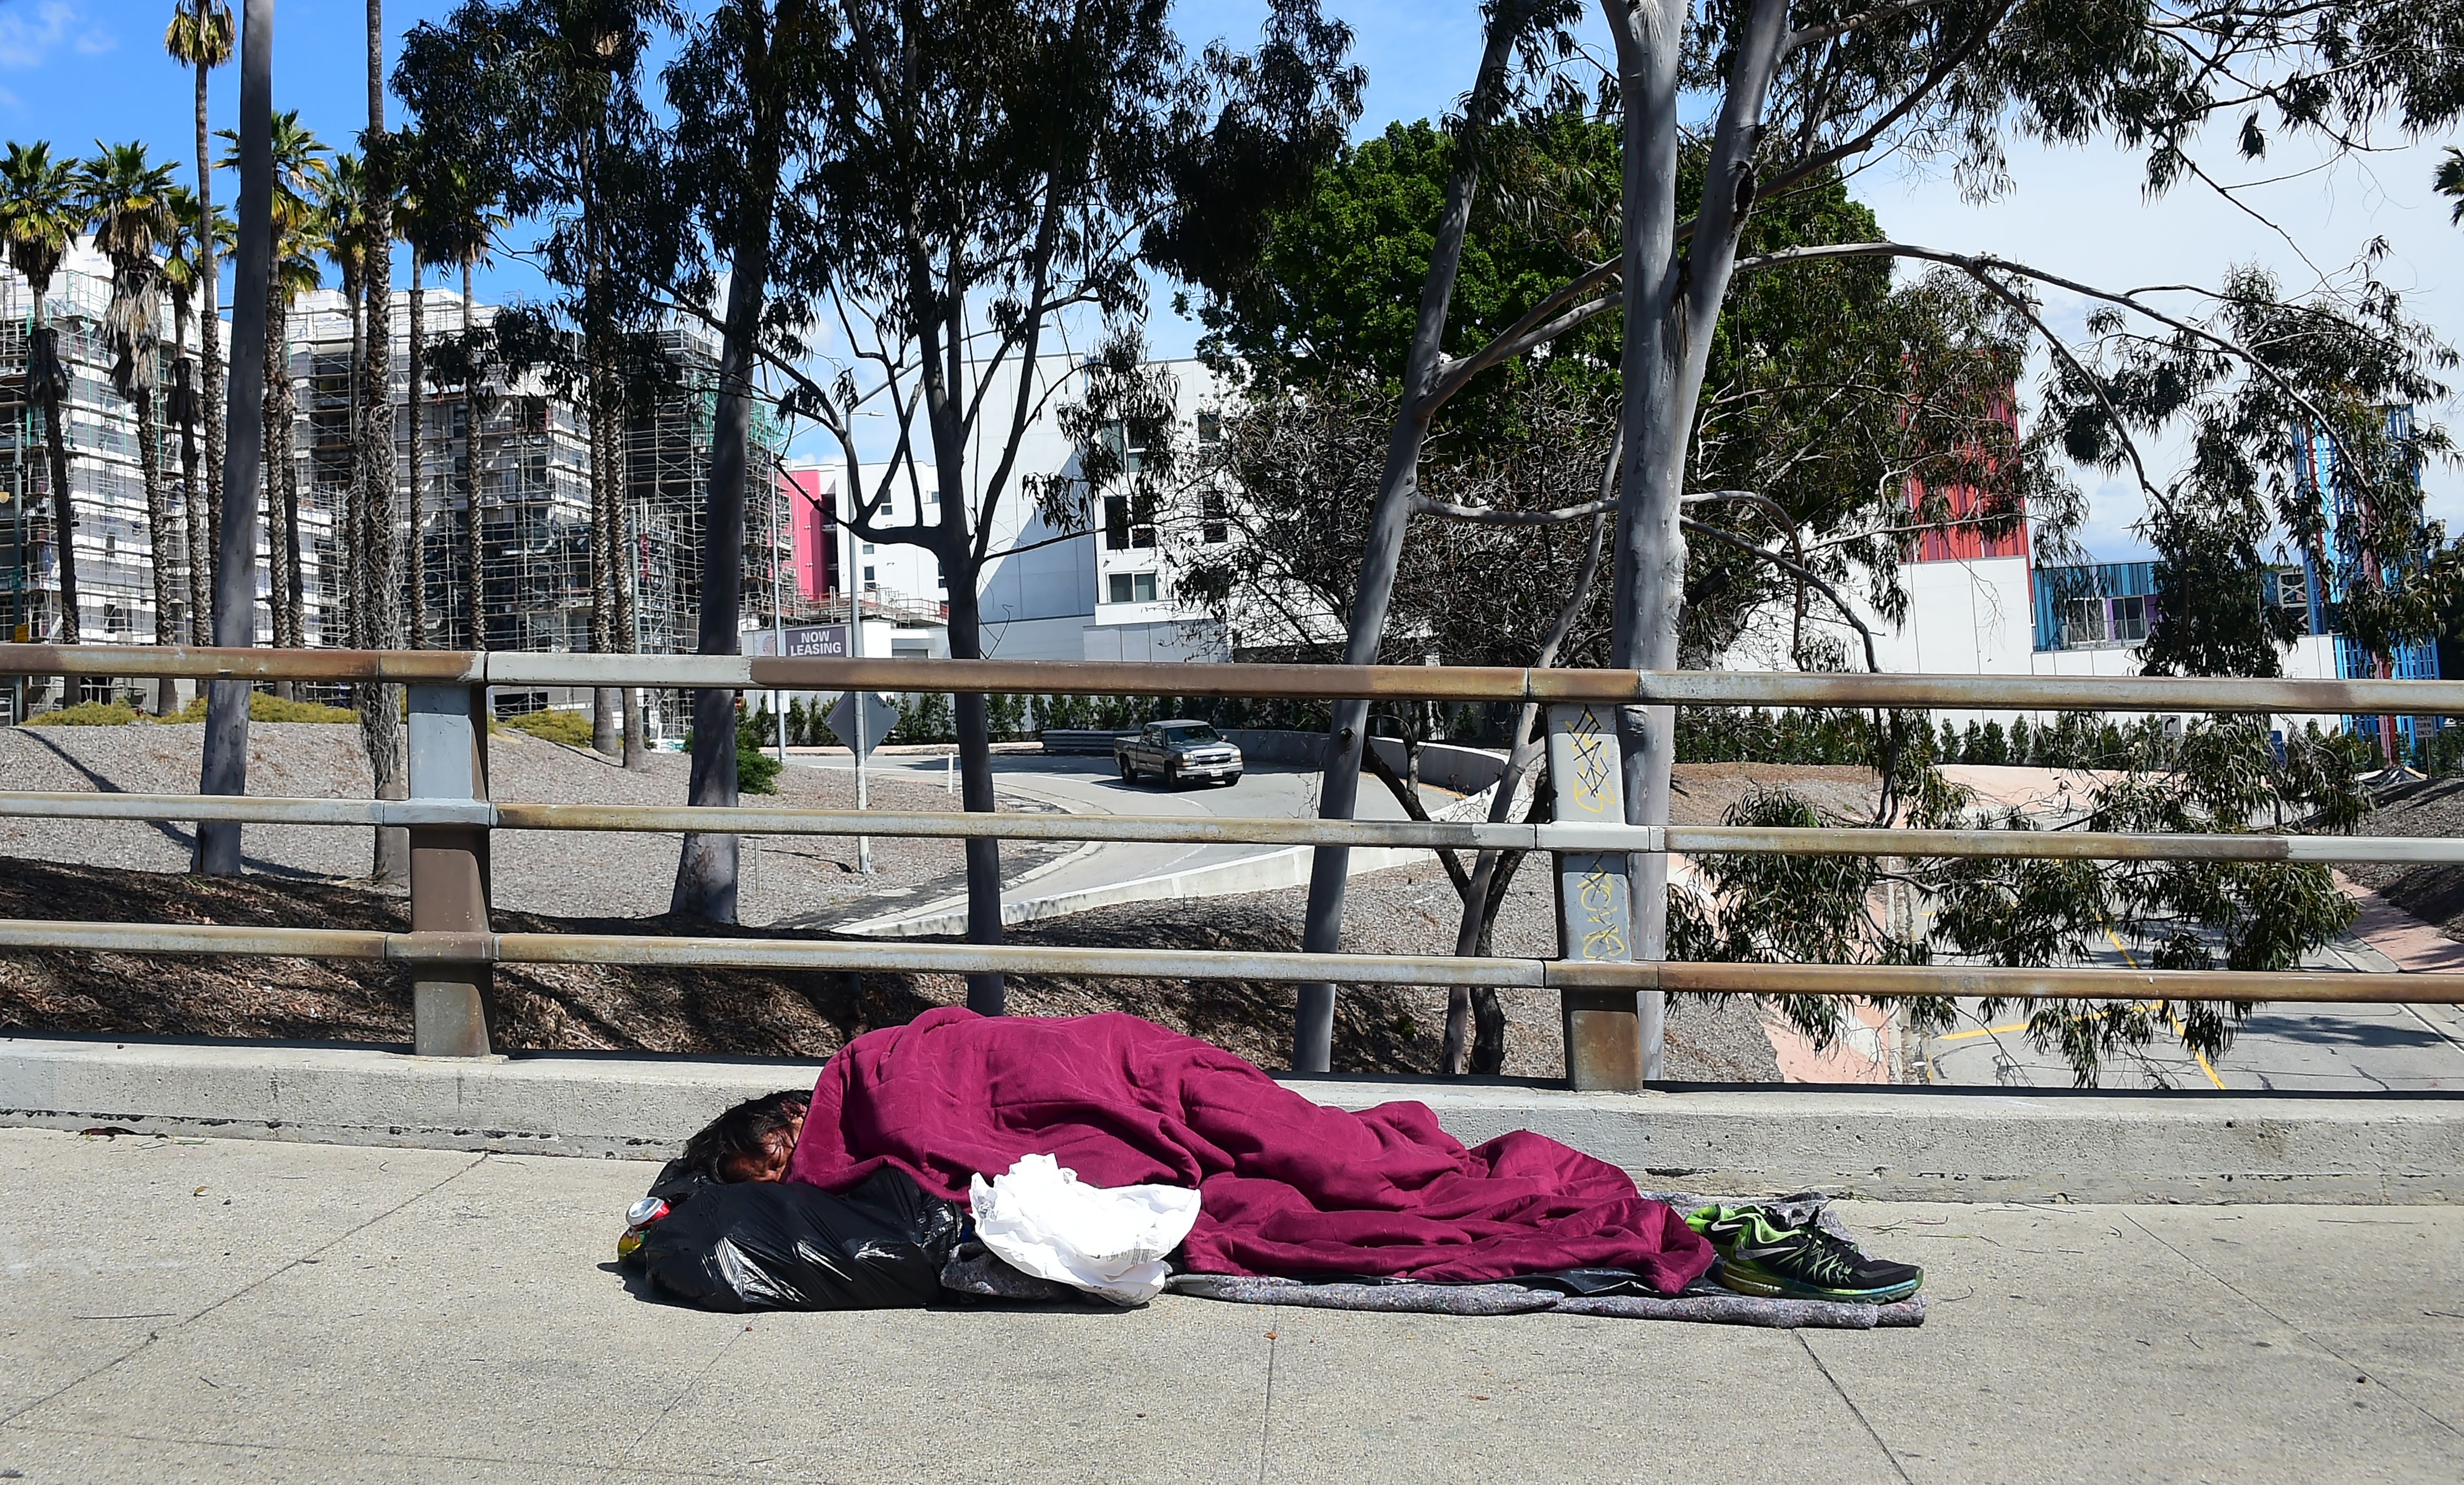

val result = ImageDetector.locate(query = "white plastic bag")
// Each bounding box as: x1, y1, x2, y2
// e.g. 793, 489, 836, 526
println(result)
968, 1154, 1201, 1306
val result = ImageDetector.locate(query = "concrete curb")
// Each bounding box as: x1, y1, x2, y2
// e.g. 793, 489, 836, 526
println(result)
6, 1034, 2458, 1203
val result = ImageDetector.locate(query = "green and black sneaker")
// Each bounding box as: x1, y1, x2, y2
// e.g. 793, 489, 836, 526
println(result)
1686, 1204, 1922, 1304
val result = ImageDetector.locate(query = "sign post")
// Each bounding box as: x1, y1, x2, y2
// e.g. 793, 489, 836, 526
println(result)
1547, 702, 1644, 1091
828, 687, 898, 875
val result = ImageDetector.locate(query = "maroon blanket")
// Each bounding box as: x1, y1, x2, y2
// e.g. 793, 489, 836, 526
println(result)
785, 1008, 1714, 1291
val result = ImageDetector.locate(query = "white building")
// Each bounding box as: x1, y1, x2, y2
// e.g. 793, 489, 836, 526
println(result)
783, 354, 1235, 665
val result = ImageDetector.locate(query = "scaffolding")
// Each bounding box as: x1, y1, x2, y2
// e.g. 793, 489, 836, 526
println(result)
0, 251, 203, 717
620, 322, 789, 737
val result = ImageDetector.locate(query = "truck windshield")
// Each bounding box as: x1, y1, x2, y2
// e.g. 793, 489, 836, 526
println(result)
1161, 725, 1220, 744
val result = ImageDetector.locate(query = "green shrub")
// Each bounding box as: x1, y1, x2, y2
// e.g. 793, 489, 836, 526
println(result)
170, 692, 357, 724
503, 707, 596, 746
27, 700, 142, 726
736, 707, 782, 794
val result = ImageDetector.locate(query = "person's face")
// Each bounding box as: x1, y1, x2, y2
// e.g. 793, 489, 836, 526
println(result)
720, 1110, 804, 1183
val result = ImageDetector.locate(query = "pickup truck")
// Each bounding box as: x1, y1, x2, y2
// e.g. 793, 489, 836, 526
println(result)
1115, 720, 1243, 787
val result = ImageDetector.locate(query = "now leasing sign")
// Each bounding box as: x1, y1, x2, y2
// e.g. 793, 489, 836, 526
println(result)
780, 624, 850, 659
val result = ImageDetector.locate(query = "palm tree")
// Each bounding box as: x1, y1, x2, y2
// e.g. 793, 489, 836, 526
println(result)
78, 143, 181, 712
165, 1, 235, 635
0, 142, 88, 681
318, 151, 373, 648
222, 111, 327, 657
392, 131, 455, 649
162, 184, 231, 641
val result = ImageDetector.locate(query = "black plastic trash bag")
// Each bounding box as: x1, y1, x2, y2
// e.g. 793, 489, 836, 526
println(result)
639, 1168, 965, 1313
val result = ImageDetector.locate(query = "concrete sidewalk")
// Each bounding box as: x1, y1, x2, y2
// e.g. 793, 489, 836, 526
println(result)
4, 1129, 2459, 1483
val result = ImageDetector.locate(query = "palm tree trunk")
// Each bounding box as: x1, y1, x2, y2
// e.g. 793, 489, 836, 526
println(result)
138, 387, 179, 714
588, 343, 620, 756
178, 356, 208, 644
341, 265, 364, 648
460, 259, 483, 651
609, 357, 645, 768
359, 0, 406, 887
36, 310, 82, 709
262, 276, 296, 688
406, 274, 427, 647
197, 51, 224, 631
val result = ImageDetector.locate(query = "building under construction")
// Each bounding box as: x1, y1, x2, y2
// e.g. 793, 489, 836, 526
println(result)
286, 296, 788, 738
0, 245, 221, 722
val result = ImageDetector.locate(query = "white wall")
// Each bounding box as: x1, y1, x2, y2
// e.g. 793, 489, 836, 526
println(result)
1081, 618, 1230, 663
1725, 552, 2361, 734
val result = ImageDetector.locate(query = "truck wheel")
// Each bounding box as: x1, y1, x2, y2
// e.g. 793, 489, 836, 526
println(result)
1221, 773, 1241, 787
1119, 757, 1137, 783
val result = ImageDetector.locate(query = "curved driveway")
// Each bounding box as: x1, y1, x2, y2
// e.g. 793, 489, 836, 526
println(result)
788, 751, 1448, 934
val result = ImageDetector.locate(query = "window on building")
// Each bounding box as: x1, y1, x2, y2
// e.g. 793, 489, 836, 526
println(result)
2062, 597, 2108, 646
1197, 411, 1221, 445
861, 543, 876, 554
1104, 494, 1130, 551
1130, 491, 1157, 549
2108, 593, 2150, 643
2272, 567, 2313, 635
1107, 571, 1132, 604
1201, 490, 1229, 545
863, 565, 876, 584
1107, 571, 1159, 604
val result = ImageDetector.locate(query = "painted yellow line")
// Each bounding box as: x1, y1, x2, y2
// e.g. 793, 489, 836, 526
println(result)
1934, 1019, 2032, 1045
2100, 923, 2229, 1091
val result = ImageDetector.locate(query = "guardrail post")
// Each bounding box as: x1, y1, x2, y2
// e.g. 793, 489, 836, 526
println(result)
407, 682, 493, 1055
1548, 703, 1644, 1091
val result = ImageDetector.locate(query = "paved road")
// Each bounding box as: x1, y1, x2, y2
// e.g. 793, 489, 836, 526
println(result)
1922, 930, 2464, 1091
3, 1128, 2458, 1483
791, 753, 1446, 932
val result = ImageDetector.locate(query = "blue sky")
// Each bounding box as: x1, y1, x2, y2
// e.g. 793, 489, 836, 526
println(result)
9, 1, 2461, 562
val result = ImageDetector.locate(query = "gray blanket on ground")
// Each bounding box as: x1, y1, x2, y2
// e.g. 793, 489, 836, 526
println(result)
940, 1192, 1927, 1330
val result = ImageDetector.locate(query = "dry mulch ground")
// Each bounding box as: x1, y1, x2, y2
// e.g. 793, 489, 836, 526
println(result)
0, 848, 1777, 1080
2335, 775, 2464, 933
0, 731, 1801, 1080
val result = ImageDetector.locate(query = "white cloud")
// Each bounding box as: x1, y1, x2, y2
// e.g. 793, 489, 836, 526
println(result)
0, 2, 104, 70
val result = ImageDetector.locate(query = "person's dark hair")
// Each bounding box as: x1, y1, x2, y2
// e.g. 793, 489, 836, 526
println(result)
679, 1090, 810, 1184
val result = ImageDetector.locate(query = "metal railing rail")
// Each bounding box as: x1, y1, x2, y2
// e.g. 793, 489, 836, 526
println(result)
8, 790, 2464, 864
3, 919, 2452, 1006
12, 642, 2464, 714
7, 643, 2464, 1087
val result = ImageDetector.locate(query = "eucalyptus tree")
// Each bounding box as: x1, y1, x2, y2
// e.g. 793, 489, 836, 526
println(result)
396, 0, 664, 744
0, 142, 87, 664
743, 0, 1362, 956
78, 143, 182, 711
161, 184, 227, 641
653, 0, 826, 916
165, 0, 235, 632
1273, 0, 2464, 1080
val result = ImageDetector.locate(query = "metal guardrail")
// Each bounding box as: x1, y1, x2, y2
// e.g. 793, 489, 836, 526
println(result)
0, 919, 2451, 1005
9, 792, 2464, 863
5, 643, 2463, 1088
13, 641, 2464, 713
